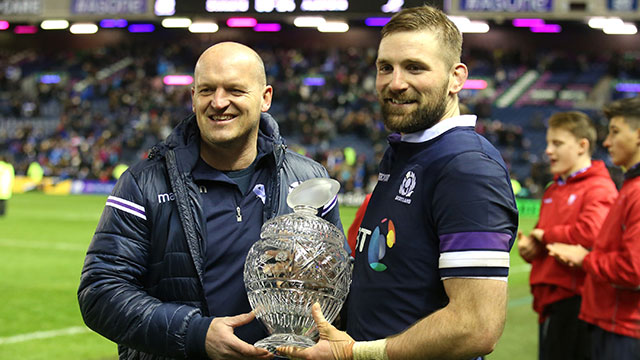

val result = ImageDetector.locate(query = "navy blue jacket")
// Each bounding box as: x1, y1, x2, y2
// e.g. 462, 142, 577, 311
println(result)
78, 113, 342, 359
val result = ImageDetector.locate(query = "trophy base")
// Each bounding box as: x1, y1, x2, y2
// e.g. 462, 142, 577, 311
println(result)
254, 333, 316, 354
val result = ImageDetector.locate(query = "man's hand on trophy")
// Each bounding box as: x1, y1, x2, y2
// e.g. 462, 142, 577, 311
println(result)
205, 311, 275, 359
277, 303, 355, 360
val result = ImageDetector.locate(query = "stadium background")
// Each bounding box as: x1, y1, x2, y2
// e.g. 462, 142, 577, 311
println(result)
1, 0, 639, 358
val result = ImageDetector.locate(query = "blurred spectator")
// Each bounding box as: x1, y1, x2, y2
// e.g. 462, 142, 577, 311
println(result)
0, 35, 630, 195
0, 154, 15, 216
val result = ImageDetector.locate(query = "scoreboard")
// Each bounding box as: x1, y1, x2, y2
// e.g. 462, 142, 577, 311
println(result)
0, 0, 442, 22
446, 0, 640, 20
2, 0, 638, 22
173, 0, 438, 15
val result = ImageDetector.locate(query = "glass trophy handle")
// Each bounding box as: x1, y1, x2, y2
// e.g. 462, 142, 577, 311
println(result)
287, 178, 340, 212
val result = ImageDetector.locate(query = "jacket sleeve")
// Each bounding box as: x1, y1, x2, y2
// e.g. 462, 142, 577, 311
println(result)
77, 170, 210, 359
542, 185, 617, 248
582, 190, 640, 289
315, 167, 349, 253
280, 150, 347, 250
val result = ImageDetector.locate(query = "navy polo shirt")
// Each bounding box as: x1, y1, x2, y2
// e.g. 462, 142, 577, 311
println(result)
191, 151, 272, 344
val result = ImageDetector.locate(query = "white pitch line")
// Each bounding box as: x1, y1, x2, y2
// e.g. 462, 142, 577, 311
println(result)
0, 238, 87, 252
0, 326, 91, 345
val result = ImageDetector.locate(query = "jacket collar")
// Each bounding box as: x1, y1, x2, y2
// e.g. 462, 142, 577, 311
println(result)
154, 112, 285, 174
554, 160, 608, 185
624, 162, 640, 181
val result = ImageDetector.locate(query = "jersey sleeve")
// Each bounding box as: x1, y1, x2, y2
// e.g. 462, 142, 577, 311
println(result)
432, 151, 518, 281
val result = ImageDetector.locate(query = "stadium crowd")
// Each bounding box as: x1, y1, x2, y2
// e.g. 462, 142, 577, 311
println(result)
0, 33, 635, 196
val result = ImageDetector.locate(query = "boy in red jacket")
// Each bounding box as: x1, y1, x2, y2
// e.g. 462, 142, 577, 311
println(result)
548, 97, 640, 359
518, 111, 618, 360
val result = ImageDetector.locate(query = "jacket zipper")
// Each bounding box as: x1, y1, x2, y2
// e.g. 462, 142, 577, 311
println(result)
236, 206, 242, 222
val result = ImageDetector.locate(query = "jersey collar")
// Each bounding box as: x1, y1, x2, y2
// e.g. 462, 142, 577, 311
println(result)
624, 162, 640, 181
400, 115, 477, 143
556, 164, 591, 185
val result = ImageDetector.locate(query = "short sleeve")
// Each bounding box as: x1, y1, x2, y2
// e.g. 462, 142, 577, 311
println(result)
432, 151, 518, 281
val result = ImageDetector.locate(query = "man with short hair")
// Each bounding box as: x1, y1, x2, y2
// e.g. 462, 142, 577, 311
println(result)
518, 111, 617, 360
78, 42, 342, 360
548, 96, 640, 360
279, 5, 518, 360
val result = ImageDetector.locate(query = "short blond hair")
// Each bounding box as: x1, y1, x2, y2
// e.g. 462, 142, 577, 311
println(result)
548, 111, 597, 155
381, 5, 462, 68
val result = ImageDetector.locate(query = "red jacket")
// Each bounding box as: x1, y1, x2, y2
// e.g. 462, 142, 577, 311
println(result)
528, 160, 617, 320
580, 167, 640, 339
347, 193, 371, 258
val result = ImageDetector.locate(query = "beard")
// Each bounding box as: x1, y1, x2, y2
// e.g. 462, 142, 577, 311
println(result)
379, 81, 449, 134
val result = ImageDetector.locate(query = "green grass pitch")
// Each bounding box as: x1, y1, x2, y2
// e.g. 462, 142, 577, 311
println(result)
0, 193, 538, 359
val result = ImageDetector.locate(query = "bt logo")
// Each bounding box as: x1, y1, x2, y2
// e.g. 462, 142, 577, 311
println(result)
356, 218, 396, 272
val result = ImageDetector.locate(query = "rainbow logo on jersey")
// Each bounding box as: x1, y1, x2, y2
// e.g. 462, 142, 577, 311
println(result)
368, 218, 396, 271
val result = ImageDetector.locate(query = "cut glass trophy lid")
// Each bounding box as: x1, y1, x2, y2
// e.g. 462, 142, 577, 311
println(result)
287, 178, 340, 211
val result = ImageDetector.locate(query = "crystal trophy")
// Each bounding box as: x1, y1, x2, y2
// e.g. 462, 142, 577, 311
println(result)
244, 178, 352, 353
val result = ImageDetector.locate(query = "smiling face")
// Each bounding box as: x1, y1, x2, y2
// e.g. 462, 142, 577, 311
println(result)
603, 116, 640, 169
191, 43, 272, 153
545, 127, 589, 178
375, 30, 466, 134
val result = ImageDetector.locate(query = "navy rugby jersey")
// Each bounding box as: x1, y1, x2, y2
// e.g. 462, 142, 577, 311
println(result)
346, 115, 518, 340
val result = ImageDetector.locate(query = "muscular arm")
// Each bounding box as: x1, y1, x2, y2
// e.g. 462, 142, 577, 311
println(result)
388, 152, 512, 359
386, 278, 507, 360
277, 279, 507, 360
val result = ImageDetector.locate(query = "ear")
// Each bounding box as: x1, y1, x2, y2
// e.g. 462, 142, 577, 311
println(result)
191, 86, 196, 113
261, 85, 273, 112
448, 63, 468, 95
578, 138, 590, 156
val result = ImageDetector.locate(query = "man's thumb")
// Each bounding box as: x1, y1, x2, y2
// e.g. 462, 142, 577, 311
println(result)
311, 303, 329, 326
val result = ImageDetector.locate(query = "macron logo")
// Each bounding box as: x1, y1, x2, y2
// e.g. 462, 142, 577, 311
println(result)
157, 192, 176, 204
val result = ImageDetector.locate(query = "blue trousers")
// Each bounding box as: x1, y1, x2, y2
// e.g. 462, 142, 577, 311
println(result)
539, 296, 590, 360
590, 325, 640, 360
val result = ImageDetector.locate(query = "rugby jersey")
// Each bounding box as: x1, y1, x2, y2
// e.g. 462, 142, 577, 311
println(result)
346, 115, 518, 340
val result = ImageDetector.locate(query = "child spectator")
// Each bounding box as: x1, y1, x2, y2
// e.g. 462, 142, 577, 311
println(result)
548, 97, 640, 359
518, 111, 618, 360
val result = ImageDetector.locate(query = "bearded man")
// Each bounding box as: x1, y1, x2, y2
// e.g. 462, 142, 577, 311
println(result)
279, 5, 518, 360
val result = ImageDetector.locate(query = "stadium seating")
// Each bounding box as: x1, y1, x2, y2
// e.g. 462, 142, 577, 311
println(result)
0, 33, 634, 197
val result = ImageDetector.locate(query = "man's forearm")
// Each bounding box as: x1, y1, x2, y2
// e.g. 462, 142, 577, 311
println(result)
385, 279, 507, 360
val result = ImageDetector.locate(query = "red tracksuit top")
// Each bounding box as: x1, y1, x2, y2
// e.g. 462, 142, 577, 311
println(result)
580, 165, 640, 339
527, 160, 618, 321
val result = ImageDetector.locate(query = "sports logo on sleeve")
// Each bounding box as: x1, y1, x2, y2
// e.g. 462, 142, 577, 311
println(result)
106, 196, 147, 220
